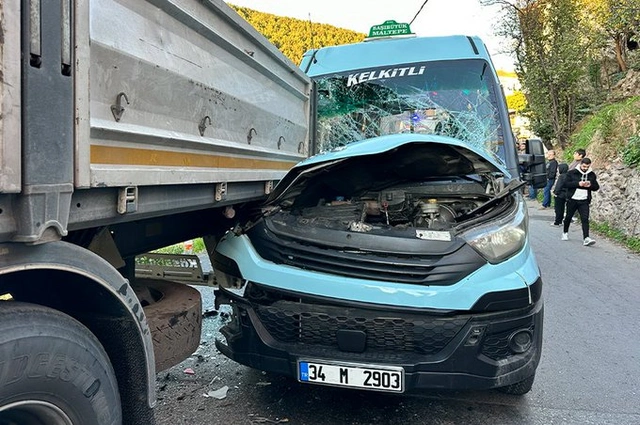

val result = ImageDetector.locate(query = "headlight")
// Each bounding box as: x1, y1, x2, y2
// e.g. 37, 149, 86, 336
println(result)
461, 194, 528, 263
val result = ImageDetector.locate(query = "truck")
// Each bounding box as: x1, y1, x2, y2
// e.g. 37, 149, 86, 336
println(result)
213, 21, 548, 396
0, 1, 311, 423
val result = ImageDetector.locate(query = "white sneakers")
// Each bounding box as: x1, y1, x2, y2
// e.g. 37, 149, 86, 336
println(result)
561, 233, 596, 246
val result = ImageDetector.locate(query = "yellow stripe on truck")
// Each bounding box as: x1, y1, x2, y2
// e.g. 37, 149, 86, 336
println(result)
90, 145, 297, 170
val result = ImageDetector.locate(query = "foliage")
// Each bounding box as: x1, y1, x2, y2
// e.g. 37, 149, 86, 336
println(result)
591, 221, 640, 253
622, 134, 640, 167
506, 90, 528, 112
230, 5, 365, 64
481, 0, 640, 152
579, 0, 640, 72
483, 0, 590, 148
153, 238, 206, 255
629, 50, 640, 71
566, 96, 640, 163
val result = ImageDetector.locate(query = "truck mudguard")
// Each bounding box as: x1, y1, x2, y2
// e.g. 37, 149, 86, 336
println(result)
0, 241, 156, 408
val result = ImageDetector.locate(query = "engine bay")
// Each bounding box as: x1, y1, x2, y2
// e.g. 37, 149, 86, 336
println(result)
288, 181, 495, 232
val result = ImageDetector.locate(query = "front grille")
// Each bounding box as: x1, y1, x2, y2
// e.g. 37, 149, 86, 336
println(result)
248, 221, 486, 285
254, 300, 468, 356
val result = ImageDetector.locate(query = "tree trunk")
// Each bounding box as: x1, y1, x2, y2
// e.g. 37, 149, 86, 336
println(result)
548, 84, 562, 146
614, 35, 628, 72
564, 94, 574, 149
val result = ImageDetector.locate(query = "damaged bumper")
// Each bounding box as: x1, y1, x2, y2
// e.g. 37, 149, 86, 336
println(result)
214, 280, 543, 392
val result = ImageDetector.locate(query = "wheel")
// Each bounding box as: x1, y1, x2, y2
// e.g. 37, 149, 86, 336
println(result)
133, 279, 202, 372
497, 373, 535, 395
0, 302, 121, 425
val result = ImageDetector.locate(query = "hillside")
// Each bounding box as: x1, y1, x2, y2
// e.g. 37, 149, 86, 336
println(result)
230, 5, 366, 65
569, 96, 640, 168
564, 70, 640, 246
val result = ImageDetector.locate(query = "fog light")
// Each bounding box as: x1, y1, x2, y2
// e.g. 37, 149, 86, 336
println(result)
508, 330, 533, 354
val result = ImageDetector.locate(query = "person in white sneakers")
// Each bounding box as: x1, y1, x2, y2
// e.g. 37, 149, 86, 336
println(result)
561, 158, 599, 246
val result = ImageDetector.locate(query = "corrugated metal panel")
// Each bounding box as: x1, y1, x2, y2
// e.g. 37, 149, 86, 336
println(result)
75, 0, 311, 188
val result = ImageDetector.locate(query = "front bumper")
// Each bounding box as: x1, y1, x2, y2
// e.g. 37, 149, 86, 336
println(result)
215, 281, 543, 392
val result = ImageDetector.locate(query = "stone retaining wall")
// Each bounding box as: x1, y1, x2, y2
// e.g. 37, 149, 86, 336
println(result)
590, 161, 640, 237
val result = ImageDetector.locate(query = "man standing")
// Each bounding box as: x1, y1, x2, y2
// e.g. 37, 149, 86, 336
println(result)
540, 150, 558, 209
551, 163, 569, 226
562, 157, 599, 246
568, 148, 586, 170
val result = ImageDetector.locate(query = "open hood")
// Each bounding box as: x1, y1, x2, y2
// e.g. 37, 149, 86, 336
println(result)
267, 133, 508, 206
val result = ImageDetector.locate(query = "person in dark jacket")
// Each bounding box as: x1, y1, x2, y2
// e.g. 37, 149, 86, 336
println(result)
562, 158, 599, 246
540, 150, 558, 208
551, 163, 569, 226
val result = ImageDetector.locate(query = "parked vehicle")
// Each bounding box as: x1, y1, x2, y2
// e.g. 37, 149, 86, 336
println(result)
214, 23, 546, 396
0, 1, 310, 423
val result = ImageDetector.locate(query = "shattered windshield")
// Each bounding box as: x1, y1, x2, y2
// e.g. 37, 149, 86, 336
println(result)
313, 59, 506, 166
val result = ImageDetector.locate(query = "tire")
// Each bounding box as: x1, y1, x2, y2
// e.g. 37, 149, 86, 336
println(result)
0, 302, 121, 425
135, 279, 202, 372
497, 373, 535, 395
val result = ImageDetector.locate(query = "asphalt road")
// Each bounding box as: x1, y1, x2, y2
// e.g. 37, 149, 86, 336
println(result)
154, 200, 640, 425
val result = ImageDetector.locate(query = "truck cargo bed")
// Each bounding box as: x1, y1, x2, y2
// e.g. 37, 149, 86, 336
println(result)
0, 0, 311, 241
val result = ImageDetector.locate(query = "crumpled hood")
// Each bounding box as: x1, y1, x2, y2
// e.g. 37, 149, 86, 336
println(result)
266, 133, 509, 205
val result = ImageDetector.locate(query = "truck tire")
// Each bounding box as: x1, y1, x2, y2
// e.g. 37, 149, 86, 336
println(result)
0, 302, 121, 425
137, 279, 202, 372
497, 373, 535, 395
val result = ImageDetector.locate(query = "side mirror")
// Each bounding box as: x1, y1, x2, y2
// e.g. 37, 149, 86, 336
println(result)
519, 138, 547, 189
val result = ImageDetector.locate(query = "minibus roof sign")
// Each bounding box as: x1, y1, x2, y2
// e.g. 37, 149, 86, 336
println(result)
368, 20, 414, 38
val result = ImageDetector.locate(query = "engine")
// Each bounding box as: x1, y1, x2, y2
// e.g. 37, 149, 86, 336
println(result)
295, 187, 485, 232
357, 190, 480, 230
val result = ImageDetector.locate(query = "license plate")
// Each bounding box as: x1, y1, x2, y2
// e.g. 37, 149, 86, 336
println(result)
298, 360, 404, 393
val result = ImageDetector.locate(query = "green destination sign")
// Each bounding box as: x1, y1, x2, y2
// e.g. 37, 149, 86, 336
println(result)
368, 20, 413, 38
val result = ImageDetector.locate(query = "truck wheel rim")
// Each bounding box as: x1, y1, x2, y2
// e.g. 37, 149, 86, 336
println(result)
0, 400, 73, 425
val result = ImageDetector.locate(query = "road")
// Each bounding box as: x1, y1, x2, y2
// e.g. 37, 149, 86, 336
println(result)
154, 201, 640, 425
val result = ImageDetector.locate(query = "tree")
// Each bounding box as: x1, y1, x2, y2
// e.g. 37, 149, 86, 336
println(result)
580, 0, 640, 72
482, 0, 589, 149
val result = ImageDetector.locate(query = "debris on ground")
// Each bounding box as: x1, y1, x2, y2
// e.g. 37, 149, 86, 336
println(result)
203, 386, 229, 399
183, 368, 195, 375
248, 415, 289, 424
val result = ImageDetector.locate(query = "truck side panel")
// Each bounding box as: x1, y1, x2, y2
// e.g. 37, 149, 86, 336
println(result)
76, 0, 310, 188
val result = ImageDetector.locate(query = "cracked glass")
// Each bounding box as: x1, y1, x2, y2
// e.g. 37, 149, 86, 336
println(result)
313, 59, 506, 166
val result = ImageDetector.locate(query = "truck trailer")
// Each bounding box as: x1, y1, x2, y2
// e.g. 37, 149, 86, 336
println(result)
0, 1, 311, 423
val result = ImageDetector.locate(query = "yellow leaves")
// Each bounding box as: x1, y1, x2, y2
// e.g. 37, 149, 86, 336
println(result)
506, 91, 528, 112
229, 5, 366, 64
